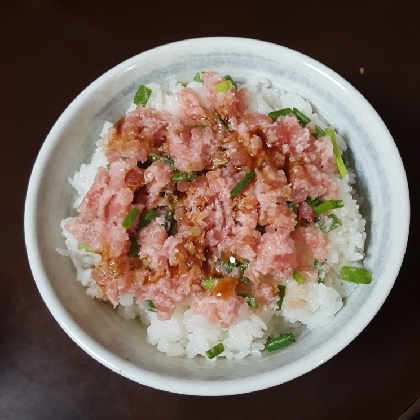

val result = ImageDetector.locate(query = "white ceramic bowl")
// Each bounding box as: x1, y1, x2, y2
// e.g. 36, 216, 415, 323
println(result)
24, 37, 409, 395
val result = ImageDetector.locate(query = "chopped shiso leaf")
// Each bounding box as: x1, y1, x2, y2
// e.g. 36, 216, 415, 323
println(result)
266, 333, 295, 352
314, 260, 328, 284
215, 79, 233, 93
138, 208, 157, 229
276, 285, 286, 310
172, 171, 199, 183
127, 236, 140, 258
224, 75, 238, 90
214, 111, 228, 129
144, 299, 156, 312
268, 108, 293, 122
206, 343, 224, 359
256, 224, 267, 234
230, 170, 256, 197
134, 85, 152, 106
292, 270, 305, 284
325, 127, 348, 178
315, 214, 342, 233
78, 244, 93, 253
201, 278, 220, 289
239, 294, 258, 308
340, 266, 372, 284
314, 200, 344, 215
193, 72, 203, 82
122, 208, 140, 229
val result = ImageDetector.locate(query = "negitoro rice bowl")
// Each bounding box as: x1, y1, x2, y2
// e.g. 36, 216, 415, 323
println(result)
58, 71, 370, 360
25, 38, 409, 395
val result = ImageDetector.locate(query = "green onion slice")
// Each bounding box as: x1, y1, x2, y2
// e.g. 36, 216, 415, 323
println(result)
268, 108, 293, 122
127, 236, 140, 258
314, 200, 344, 215
266, 333, 295, 352
314, 260, 328, 284
237, 259, 249, 274
206, 343, 224, 359
78, 244, 93, 253
201, 278, 220, 290
193, 72, 203, 82
286, 201, 298, 213
239, 294, 258, 308
144, 299, 156, 312
218, 258, 234, 273
340, 266, 372, 284
315, 214, 342, 233
215, 79, 233, 93
134, 85, 152, 106
122, 208, 140, 229
230, 170, 256, 197
172, 171, 199, 183
306, 196, 320, 208
292, 270, 305, 284
138, 208, 157, 229
224, 75, 238, 90
214, 111, 228, 129
325, 127, 348, 178
276, 284, 286, 311
241, 276, 251, 283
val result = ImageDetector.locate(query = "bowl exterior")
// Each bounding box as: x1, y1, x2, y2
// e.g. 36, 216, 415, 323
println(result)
24, 37, 409, 395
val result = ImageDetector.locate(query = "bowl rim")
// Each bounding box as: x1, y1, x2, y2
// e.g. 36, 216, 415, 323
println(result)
24, 36, 410, 395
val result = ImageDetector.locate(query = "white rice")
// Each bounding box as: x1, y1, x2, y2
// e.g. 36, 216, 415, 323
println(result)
58, 75, 366, 361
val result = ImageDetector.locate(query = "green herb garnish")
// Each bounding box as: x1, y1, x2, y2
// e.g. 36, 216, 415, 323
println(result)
314, 260, 328, 284
78, 244, 94, 253
172, 171, 199, 183
340, 266, 372, 284
276, 284, 286, 311
134, 85, 152, 106
206, 343, 224, 359
144, 299, 156, 312
224, 75, 237, 90
230, 170, 256, 197
127, 235, 140, 258
215, 79, 233, 93
315, 214, 342, 233
265, 333, 295, 352
325, 127, 348, 178
292, 270, 305, 284
138, 208, 157, 229
239, 294, 258, 308
193, 72, 203, 82
314, 200, 344, 215
122, 208, 140, 229
201, 278, 220, 290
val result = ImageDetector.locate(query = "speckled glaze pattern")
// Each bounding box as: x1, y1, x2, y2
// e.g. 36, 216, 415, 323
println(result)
24, 37, 409, 396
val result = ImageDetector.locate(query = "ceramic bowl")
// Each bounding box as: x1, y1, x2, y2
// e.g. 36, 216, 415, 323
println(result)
24, 37, 409, 395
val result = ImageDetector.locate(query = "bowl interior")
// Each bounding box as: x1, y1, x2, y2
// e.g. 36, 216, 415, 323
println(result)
25, 38, 409, 395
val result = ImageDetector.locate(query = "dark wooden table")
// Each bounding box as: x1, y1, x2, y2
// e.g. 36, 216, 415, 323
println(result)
2, 1, 418, 419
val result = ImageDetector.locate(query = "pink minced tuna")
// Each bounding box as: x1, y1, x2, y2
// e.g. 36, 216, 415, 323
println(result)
66, 72, 339, 327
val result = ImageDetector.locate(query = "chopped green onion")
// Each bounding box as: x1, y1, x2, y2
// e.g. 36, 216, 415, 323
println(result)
134, 85, 152, 106
106, 163, 110, 169
138, 155, 174, 169
78, 244, 93, 253
266, 333, 295, 352
172, 171, 199, 183
306, 196, 320, 208
122, 208, 140, 229
292, 108, 311, 126
325, 127, 348, 178
218, 258, 234, 273
314, 125, 326, 138
341, 155, 348, 166
161, 210, 175, 233
201, 278, 220, 289
340, 266, 372, 284
256, 225, 266, 234
215, 80, 233, 93
206, 343, 224, 359
214, 111, 228, 129
276, 285, 286, 311
268, 108, 293, 122
314, 200, 344, 215
224, 75, 238, 90
230, 170, 256, 197
127, 236, 140, 258
314, 260, 328, 284
239, 294, 258, 308
286, 201, 298, 213
193, 72, 203, 82
162, 156, 175, 167
144, 300, 156, 312
315, 214, 342, 233
168, 219, 178, 236
241, 276, 251, 283
237, 259, 249, 274
138, 208, 157, 229
292, 270, 305, 284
